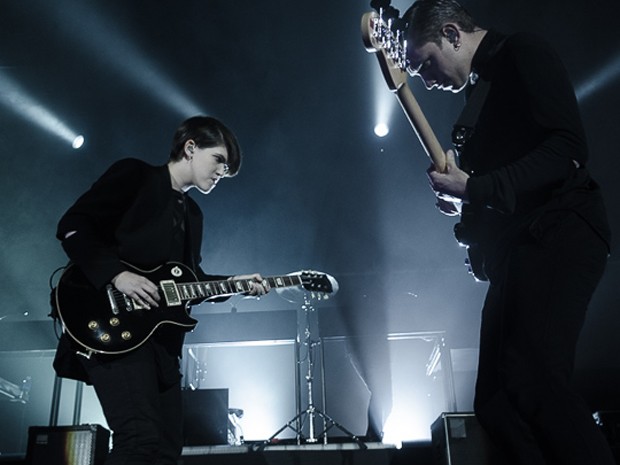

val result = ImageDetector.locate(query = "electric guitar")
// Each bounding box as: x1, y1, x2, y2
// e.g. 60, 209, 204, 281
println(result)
54, 262, 337, 355
361, 11, 486, 281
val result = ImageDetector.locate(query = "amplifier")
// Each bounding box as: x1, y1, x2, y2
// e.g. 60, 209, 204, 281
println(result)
26, 424, 109, 465
183, 388, 229, 446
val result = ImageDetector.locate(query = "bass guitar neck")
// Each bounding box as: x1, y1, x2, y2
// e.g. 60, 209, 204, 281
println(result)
362, 11, 446, 172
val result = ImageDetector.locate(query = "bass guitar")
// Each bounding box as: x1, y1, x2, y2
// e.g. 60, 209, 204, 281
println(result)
54, 262, 337, 355
361, 11, 486, 281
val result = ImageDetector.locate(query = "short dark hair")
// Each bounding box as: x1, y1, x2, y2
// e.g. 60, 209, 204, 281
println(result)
404, 0, 477, 47
169, 115, 242, 176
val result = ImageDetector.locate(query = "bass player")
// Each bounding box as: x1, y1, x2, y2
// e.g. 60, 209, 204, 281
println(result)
403, 1, 614, 464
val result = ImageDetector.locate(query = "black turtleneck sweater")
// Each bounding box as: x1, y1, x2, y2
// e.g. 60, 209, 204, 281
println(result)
461, 30, 610, 260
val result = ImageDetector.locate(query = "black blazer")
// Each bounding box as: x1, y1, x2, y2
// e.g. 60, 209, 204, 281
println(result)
57, 158, 218, 287
53, 158, 226, 382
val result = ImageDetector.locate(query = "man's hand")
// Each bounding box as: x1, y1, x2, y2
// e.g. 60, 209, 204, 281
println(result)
427, 149, 470, 202
112, 271, 161, 308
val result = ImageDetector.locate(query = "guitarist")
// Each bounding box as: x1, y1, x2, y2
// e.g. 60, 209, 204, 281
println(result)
402, 1, 614, 464
53, 116, 270, 465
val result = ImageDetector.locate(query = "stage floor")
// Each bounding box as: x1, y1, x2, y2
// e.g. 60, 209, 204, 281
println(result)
179, 441, 432, 465
0, 440, 434, 465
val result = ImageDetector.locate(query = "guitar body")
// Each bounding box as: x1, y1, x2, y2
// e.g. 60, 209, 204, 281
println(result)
454, 205, 487, 281
55, 262, 199, 355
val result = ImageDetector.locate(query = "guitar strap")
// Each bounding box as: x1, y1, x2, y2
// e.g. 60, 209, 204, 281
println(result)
451, 35, 507, 160
451, 76, 490, 160
451, 80, 492, 281
450, 35, 507, 282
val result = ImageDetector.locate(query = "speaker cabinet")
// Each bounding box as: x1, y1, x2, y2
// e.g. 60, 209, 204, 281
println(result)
182, 388, 229, 445
26, 424, 109, 465
431, 413, 506, 465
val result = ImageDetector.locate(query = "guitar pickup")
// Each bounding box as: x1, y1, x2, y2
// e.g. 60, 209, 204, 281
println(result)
160, 280, 181, 306
105, 285, 120, 315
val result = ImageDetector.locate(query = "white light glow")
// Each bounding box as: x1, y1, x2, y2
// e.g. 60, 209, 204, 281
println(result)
368, 46, 398, 142
0, 71, 83, 148
72, 135, 85, 149
382, 414, 403, 449
374, 122, 390, 137
182, 341, 297, 441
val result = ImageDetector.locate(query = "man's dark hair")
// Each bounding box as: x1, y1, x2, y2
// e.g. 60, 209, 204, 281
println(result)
404, 0, 477, 46
169, 115, 242, 176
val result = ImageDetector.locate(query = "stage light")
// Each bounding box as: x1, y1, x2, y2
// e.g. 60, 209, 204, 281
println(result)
72, 135, 85, 149
0, 70, 84, 148
368, 43, 398, 142
374, 122, 390, 137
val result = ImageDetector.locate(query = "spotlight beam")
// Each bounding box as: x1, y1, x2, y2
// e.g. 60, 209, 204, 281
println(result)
575, 53, 620, 102
50, 3, 202, 117
371, 58, 397, 138
0, 71, 82, 146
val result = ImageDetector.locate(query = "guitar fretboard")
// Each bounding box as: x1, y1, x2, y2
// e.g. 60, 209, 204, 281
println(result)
163, 275, 303, 304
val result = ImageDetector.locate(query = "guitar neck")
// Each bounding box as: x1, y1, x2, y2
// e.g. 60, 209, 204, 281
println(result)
395, 84, 446, 172
361, 11, 446, 173
167, 275, 303, 304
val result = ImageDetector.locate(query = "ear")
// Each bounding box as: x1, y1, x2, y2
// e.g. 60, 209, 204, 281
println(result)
184, 140, 196, 156
441, 24, 460, 46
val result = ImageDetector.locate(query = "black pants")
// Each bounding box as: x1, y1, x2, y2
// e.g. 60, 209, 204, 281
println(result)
474, 212, 615, 465
81, 341, 183, 465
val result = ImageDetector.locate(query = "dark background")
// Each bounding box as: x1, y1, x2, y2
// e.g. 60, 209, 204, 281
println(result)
0, 0, 619, 435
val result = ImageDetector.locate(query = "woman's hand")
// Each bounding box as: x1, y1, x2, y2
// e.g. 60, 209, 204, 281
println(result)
231, 273, 270, 296
112, 271, 160, 308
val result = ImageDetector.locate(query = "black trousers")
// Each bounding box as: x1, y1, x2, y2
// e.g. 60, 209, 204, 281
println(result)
81, 341, 183, 465
474, 211, 615, 465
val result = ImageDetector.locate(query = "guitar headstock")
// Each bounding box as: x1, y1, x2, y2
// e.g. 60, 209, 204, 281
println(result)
299, 271, 338, 295
275, 271, 339, 304
361, 11, 408, 92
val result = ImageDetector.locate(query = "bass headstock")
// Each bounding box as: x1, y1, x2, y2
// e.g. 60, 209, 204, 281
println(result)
361, 11, 409, 92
